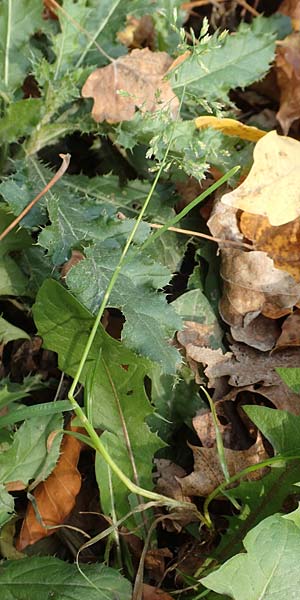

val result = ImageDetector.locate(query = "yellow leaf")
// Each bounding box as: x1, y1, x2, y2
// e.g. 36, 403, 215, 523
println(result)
221, 130, 300, 226
194, 116, 267, 142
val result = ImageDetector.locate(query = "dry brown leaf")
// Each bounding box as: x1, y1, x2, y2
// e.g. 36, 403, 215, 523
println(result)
221, 131, 300, 226
275, 310, 300, 350
240, 211, 300, 282
144, 548, 173, 582
178, 435, 268, 498
154, 459, 188, 503
193, 342, 300, 389
230, 314, 280, 352
185, 347, 231, 388
194, 116, 267, 142
177, 320, 221, 350
279, 0, 300, 30
192, 409, 230, 448
154, 459, 193, 532
117, 15, 155, 49
82, 48, 179, 123
142, 584, 173, 600
219, 248, 300, 325
60, 249, 84, 279
208, 198, 245, 246
255, 382, 300, 415
16, 424, 84, 550
276, 33, 300, 134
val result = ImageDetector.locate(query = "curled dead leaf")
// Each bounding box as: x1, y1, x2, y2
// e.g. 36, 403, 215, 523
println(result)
82, 48, 179, 123
219, 249, 300, 328
60, 249, 84, 279
275, 310, 300, 350
195, 116, 266, 142
276, 33, 300, 134
230, 314, 280, 352
240, 211, 300, 282
16, 424, 84, 550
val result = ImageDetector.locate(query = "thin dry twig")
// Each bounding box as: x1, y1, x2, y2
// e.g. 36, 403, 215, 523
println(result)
0, 154, 71, 242
148, 222, 253, 250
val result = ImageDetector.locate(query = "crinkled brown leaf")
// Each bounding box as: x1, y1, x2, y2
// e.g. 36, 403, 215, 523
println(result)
190, 342, 300, 389
82, 48, 179, 123
179, 435, 268, 498
229, 314, 280, 352
192, 409, 230, 448
276, 33, 300, 134
219, 248, 300, 331
240, 211, 300, 282
16, 425, 84, 550
221, 131, 300, 226
275, 310, 300, 350
208, 197, 244, 246
154, 459, 188, 503
185, 340, 300, 392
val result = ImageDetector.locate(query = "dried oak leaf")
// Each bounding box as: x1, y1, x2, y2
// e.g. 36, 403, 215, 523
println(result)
229, 314, 280, 352
190, 342, 300, 389
275, 309, 300, 350
221, 131, 300, 226
82, 48, 179, 123
276, 33, 300, 134
208, 194, 244, 246
154, 459, 194, 531
178, 435, 268, 498
219, 248, 300, 330
16, 424, 84, 551
224, 381, 300, 416
240, 211, 300, 282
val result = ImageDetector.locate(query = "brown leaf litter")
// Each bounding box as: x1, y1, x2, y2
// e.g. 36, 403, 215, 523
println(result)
82, 48, 179, 123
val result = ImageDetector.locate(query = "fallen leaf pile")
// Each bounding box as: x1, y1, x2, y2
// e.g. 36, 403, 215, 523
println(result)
205, 131, 300, 351
175, 129, 300, 500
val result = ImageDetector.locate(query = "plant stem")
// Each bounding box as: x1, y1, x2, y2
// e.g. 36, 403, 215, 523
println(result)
141, 165, 239, 251
203, 454, 300, 526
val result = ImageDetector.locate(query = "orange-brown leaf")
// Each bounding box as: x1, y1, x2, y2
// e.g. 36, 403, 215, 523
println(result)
16, 426, 84, 550
82, 48, 179, 123
240, 211, 300, 282
275, 310, 300, 350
